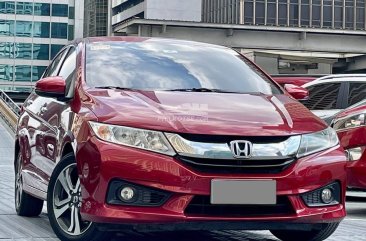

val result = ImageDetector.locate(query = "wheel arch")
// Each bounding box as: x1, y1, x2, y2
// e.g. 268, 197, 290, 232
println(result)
14, 139, 20, 168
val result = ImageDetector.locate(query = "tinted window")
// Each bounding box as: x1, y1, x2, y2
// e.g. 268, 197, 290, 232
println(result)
0, 64, 14, 81
34, 3, 50, 16
16, 2, 33, 15
52, 4, 68, 17
33, 44, 50, 60
86, 41, 281, 95
14, 65, 31, 81
348, 82, 366, 106
33, 22, 50, 38
44, 48, 68, 78
303, 83, 341, 110
32, 66, 47, 81
14, 43, 31, 59
0, 20, 15, 36
51, 23, 67, 39
0, 42, 14, 59
51, 45, 64, 59
0, 1, 15, 14
16, 21, 32, 37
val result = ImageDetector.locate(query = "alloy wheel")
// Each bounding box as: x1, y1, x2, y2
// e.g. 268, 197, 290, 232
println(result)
15, 158, 23, 210
52, 163, 92, 236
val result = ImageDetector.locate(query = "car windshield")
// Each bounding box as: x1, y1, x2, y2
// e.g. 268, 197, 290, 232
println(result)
85, 40, 281, 95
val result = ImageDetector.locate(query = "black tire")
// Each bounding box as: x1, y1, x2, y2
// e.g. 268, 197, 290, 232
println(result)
15, 153, 44, 217
270, 222, 340, 241
47, 153, 112, 241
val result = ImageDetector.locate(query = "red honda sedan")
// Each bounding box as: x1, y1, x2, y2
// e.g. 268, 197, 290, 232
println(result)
15, 37, 346, 241
332, 99, 366, 189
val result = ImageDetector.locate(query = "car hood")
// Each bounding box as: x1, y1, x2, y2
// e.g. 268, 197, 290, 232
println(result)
86, 89, 327, 136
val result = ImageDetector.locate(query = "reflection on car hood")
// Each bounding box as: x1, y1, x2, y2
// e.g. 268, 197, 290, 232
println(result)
85, 89, 327, 136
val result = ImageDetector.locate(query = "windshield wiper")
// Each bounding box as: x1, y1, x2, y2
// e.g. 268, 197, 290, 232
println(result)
94, 86, 135, 90
167, 88, 237, 93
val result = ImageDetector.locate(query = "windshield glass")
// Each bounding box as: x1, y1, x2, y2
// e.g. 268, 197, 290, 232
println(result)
85, 40, 281, 95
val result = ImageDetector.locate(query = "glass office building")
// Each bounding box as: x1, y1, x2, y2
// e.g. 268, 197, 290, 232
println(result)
202, 0, 366, 30
0, 0, 79, 87
84, 0, 108, 37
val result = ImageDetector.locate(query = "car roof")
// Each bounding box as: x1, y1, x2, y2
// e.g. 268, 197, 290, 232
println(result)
303, 74, 366, 87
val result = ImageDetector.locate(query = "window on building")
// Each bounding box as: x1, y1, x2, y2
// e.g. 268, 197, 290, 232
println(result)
345, 0, 355, 29
14, 43, 32, 59
33, 22, 50, 38
51, 45, 64, 59
278, 0, 288, 26
51, 23, 68, 39
267, 0, 277, 25
15, 65, 31, 81
32, 66, 47, 81
0, 20, 15, 36
301, 0, 310, 26
334, 0, 344, 28
256, 0, 265, 24
289, 0, 299, 26
0, 65, 14, 81
0, 42, 14, 59
244, 0, 254, 24
52, 4, 68, 17
34, 3, 50, 16
69, 6, 75, 19
68, 25, 74, 41
356, 0, 365, 30
0, 1, 15, 14
16, 2, 33, 15
348, 82, 366, 106
16, 21, 32, 37
303, 83, 341, 110
323, 0, 333, 27
33, 44, 50, 60
312, 0, 321, 27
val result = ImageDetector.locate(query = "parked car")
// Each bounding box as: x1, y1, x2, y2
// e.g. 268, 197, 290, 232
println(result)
332, 99, 366, 189
272, 75, 318, 87
15, 37, 346, 241
301, 74, 366, 122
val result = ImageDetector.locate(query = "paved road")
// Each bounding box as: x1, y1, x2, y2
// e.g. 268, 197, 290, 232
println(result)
1, 119, 366, 241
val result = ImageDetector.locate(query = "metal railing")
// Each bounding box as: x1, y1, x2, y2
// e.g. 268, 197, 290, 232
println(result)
0, 90, 21, 133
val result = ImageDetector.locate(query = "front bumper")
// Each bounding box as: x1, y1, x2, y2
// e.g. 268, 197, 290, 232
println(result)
76, 136, 347, 226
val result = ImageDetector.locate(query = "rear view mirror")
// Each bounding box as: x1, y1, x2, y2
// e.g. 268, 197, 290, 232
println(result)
35, 76, 66, 99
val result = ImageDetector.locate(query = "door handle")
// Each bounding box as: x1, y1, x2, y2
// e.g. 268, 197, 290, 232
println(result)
27, 100, 33, 105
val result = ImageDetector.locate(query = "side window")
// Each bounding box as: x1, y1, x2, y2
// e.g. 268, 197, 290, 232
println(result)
302, 83, 341, 110
43, 47, 68, 78
58, 48, 76, 98
348, 82, 366, 106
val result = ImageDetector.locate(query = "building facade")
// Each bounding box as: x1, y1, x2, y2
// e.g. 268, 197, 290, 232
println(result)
84, 0, 108, 37
202, 0, 365, 31
111, 0, 366, 74
111, 0, 202, 26
0, 0, 83, 88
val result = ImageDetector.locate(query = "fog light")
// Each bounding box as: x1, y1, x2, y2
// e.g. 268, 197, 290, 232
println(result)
120, 187, 135, 202
321, 188, 333, 204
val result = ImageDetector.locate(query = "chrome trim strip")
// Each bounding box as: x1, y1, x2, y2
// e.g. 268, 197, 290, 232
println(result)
165, 133, 301, 160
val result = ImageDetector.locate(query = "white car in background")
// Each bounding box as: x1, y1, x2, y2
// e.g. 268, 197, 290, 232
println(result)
301, 74, 366, 124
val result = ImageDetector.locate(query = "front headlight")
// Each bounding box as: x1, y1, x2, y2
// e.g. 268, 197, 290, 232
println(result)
297, 127, 339, 158
89, 122, 176, 156
333, 113, 365, 131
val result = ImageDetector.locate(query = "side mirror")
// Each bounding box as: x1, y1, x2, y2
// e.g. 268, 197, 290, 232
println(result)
35, 76, 66, 99
284, 84, 309, 101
